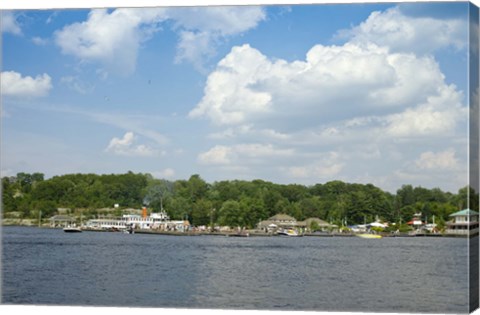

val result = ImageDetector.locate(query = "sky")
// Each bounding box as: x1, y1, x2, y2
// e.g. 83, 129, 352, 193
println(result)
0, 0, 477, 193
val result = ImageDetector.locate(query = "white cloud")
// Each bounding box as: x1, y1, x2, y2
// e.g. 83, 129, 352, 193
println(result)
54, 8, 167, 76
208, 124, 291, 143
105, 131, 157, 157
1, 71, 52, 97
152, 168, 175, 179
175, 30, 216, 70
168, 6, 266, 69
60, 76, 94, 94
189, 44, 273, 125
188, 5, 469, 191
415, 148, 459, 170
53, 7, 265, 75
286, 152, 344, 180
388, 148, 466, 192
338, 7, 467, 54
32, 36, 48, 46
235, 143, 294, 158
169, 6, 265, 36
1, 11, 22, 35
190, 43, 463, 133
384, 85, 466, 137
90, 112, 169, 145
198, 145, 232, 165
198, 143, 294, 165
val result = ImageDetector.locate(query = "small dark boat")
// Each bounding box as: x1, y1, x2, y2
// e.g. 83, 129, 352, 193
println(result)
229, 232, 249, 237
63, 227, 82, 233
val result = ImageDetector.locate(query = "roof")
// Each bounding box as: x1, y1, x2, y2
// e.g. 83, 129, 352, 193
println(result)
268, 213, 296, 222
49, 215, 75, 221
258, 219, 296, 227
449, 209, 479, 217
297, 217, 332, 227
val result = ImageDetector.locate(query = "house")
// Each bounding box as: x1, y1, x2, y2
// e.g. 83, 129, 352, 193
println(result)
407, 212, 424, 227
446, 209, 479, 236
257, 213, 297, 231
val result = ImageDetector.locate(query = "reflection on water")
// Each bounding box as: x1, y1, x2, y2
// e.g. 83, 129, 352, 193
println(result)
2, 226, 471, 313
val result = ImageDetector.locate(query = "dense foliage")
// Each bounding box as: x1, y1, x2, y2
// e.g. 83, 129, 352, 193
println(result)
2, 172, 477, 228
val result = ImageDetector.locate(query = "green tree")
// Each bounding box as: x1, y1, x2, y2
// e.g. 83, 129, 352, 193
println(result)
309, 220, 320, 232
191, 199, 213, 226
143, 179, 173, 211
218, 200, 244, 228
187, 174, 209, 202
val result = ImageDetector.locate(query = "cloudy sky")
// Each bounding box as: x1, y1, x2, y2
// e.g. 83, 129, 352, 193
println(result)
1, 1, 476, 192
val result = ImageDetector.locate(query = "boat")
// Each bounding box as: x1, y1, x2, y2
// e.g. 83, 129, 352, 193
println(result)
277, 228, 302, 237
63, 226, 82, 233
228, 231, 249, 237
84, 209, 188, 232
355, 233, 382, 239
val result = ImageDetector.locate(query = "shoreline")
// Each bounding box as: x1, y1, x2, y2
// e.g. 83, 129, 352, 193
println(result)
2, 224, 476, 238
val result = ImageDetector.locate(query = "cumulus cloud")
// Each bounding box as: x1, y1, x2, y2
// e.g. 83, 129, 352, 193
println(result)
387, 148, 466, 192
384, 85, 466, 137
105, 131, 157, 157
190, 43, 464, 134
337, 6, 467, 54
415, 148, 459, 170
1, 11, 22, 35
53, 6, 265, 75
198, 145, 232, 165
189, 5, 469, 190
168, 6, 266, 69
54, 8, 167, 76
1, 71, 52, 97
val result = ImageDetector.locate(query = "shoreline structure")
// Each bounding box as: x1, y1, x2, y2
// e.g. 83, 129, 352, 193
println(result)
3, 207, 478, 238
1, 224, 474, 238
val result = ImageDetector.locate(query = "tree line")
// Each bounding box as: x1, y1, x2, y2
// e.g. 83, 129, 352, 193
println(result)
2, 172, 477, 229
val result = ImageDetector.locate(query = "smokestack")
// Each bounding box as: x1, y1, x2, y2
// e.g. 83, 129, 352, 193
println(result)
142, 206, 147, 218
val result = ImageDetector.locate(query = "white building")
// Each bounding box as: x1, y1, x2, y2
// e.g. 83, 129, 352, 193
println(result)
446, 209, 479, 236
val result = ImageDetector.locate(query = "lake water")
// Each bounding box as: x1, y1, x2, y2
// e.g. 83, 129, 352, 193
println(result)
1, 226, 475, 313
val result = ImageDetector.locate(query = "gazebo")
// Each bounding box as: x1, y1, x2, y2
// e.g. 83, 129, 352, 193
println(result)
49, 215, 76, 228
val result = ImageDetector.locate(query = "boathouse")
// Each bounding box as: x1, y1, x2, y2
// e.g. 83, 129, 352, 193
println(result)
446, 209, 479, 236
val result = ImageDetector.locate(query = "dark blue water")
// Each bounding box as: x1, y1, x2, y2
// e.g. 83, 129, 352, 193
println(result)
1, 226, 473, 313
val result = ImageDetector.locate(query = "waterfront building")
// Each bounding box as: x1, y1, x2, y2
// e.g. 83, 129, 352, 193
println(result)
257, 213, 297, 231
49, 215, 76, 228
407, 212, 424, 227
297, 217, 337, 232
445, 209, 479, 236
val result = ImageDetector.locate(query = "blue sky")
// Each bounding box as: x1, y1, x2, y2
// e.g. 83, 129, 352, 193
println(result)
1, 1, 476, 193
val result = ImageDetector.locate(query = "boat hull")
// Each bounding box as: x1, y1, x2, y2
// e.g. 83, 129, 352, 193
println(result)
63, 227, 82, 233
356, 233, 381, 239
228, 233, 249, 237
277, 230, 302, 237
